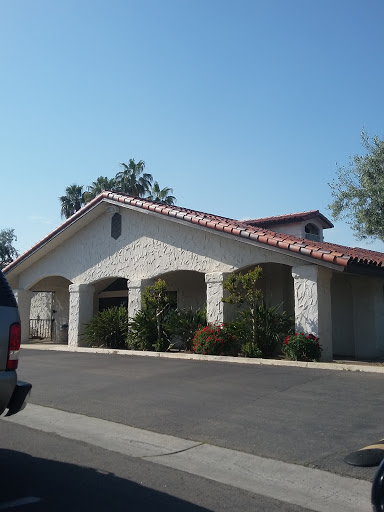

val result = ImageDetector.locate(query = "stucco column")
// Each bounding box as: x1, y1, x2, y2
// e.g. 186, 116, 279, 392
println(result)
291, 265, 333, 361
128, 279, 153, 319
13, 289, 33, 344
68, 284, 95, 347
205, 272, 231, 325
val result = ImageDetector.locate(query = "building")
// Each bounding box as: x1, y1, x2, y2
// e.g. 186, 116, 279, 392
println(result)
4, 191, 384, 361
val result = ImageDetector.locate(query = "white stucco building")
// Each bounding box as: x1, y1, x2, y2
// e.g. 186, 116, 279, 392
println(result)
4, 191, 384, 361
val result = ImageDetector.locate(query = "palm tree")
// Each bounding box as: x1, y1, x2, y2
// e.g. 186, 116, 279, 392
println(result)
114, 159, 153, 197
86, 176, 117, 202
147, 181, 176, 205
59, 184, 87, 219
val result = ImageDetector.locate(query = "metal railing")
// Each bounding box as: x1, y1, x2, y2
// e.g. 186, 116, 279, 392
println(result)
29, 319, 53, 340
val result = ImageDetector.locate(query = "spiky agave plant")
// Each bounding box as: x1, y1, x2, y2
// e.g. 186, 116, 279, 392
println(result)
83, 306, 128, 349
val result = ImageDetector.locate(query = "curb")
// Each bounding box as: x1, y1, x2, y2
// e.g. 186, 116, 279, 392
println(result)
21, 343, 384, 373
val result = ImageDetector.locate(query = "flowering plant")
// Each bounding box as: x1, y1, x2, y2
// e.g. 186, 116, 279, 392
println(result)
193, 324, 239, 356
282, 332, 322, 362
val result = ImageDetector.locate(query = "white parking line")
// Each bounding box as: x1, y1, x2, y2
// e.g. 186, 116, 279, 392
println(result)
4, 404, 372, 512
0, 497, 42, 510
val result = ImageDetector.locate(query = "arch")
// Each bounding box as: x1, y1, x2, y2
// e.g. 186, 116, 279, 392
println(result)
25, 275, 73, 292
28, 275, 73, 344
151, 270, 206, 311
94, 277, 128, 312
226, 262, 295, 316
257, 263, 294, 315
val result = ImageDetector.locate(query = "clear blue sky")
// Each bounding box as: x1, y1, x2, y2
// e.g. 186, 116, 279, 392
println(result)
1, 0, 384, 254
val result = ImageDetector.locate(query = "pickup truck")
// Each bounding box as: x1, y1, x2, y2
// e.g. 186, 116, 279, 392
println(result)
0, 270, 31, 416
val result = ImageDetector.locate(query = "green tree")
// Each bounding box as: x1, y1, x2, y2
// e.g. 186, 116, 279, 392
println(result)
127, 279, 175, 352
114, 159, 153, 197
86, 176, 117, 201
59, 158, 177, 217
142, 279, 172, 351
222, 267, 263, 348
329, 131, 384, 241
147, 181, 176, 205
0, 228, 18, 269
59, 184, 87, 219
222, 268, 293, 357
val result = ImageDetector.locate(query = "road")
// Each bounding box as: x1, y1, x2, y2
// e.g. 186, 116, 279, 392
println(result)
0, 349, 382, 511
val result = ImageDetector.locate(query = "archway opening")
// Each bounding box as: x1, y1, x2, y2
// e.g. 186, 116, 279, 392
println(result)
29, 276, 72, 343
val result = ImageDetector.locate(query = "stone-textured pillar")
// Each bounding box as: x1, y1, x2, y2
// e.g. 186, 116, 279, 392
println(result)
128, 279, 153, 319
291, 265, 333, 361
205, 272, 231, 325
68, 284, 95, 347
13, 289, 33, 344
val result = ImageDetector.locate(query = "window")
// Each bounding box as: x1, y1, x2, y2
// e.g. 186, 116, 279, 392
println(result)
99, 297, 128, 311
111, 213, 122, 239
304, 223, 320, 242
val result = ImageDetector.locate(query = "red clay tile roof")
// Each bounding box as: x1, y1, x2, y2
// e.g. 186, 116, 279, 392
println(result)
4, 192, 384, 273
243, 210, 334, 229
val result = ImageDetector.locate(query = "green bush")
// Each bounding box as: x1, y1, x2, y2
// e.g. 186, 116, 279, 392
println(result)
163, 308, 207, 351
83, 306, 128, 349
144, 279, 172, 351
222, 269, 294, 357
253, 301, 294, 357
127, 279, 171, 352
193, 324, 239, 356
226, 302, 294, 358
153, 337, 169, 352
241, 342, 262, 358
282, 333, 322, 362
127, 309, 157, 351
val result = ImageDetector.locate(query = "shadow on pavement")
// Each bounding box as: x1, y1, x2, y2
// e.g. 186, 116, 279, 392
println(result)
0, 448, 212, 511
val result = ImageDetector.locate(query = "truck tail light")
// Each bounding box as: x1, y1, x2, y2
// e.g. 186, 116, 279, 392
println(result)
7, 322, 21, 370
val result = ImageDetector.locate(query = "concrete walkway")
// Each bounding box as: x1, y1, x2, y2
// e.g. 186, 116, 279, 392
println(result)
22, 342, 384, 374
4, 403, 373, 512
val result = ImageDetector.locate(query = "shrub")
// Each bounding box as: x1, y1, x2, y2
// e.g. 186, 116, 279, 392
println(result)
226, 302, 294, 358
153, 337, 169, 352
83, 306, 128, 349
222, 268, 263, 353
127, 279, 174, 352
163, 308, 207, 351
241, 341, 262, 358
127, 280, 206, 352
127, 309, 157, 351
193, 324, 239, 356
253, 301, 294, 357
222, 269, 294, 357
282, 333, 322, 362
142, 279, 171, 349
